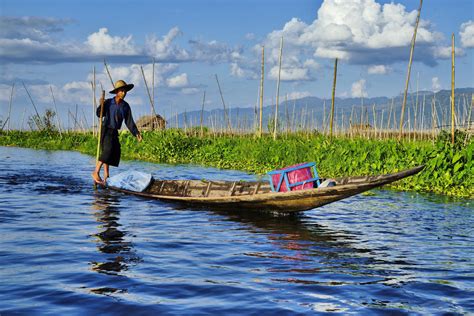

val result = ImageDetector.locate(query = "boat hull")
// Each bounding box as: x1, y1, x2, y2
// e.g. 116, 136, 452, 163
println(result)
106, 165, 424, 213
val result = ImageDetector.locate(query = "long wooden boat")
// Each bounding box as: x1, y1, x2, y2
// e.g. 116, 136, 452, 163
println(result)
105, 165, 424, 213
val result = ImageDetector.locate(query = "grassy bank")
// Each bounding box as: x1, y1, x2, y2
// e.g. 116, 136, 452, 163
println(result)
1, 130, 472, 198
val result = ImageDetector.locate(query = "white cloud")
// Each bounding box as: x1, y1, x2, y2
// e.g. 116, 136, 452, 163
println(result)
22, 63, 183, 107
86, 28, 138, 55
303, 59, 320, 70
86, 63, 180, 92
431, 77, 441, 92
286, 91, 312, 100
139, 63, 179, 87
245, 33, 256, 40
368, 65, 391, 75
51, 81, 145, 106
97, 64, 140, 90
182, 87, 199, 95
63, 81, 90, 92
309, 0, 439, 49
29, 83, 90, 105
261, 0, 445, 66
0, 84, 14, 102
314, 46, 349, 60
230, 63, 245, 78
0, 37, 81, 62
167, 73, 188, 88
189, 39, 242, 63
460, 20, 474, 48
351, 79, 368, 97
0, 16, 70, 42
338, 91, 349, 98
145, 27, 190, 61
432, 45, 465, 58
269, 66, 310, 81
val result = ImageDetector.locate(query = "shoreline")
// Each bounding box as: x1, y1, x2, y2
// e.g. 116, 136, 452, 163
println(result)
1, 130, 472, 198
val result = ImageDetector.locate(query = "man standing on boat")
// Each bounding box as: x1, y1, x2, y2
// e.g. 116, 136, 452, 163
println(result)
92, 80, 142, 184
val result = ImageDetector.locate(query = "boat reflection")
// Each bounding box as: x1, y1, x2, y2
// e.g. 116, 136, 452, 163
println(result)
90, 190, 140, 277
211, 209, 399, 286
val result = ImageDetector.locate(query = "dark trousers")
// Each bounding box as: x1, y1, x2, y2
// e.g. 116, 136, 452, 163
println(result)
99, 127, 121, 167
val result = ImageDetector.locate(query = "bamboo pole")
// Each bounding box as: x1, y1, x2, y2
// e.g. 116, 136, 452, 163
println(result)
96, 90, 106, 161
104, 59, 114, 88
7, 83, 14, 132
393, 98, 397, 132
21, 108, 26, 131
463, 95, 469, 127
68, 109, 79, 131
350, 105, 355, 138
140, 65, 158, 118
253, 100, 258, 132
421, 94, 425, 132
273, 37, 283, 140
22, 82, 42, 131
414, 72, 419, 132
451, 33, 455, 144
330, 58, 338, 137
285, 94, 290, 134
467, 94, 473, 129
91, 81, 95, 133
431, 94, 436, 133
81, 108, 88, 132
341, 110, 345, 135
380, 110, 384, 139
259, 45, 264, 137
372, 104, 377, 138
455, 97, 460, 127
152, 58, 155, 117
215, 74, 231, 132
49, 86, 62, 136
92, 66, 96, 136
0, 117, 8, 132
387, 98, 393, 130
408, 107, 411, 141
291, 98, 296, 133
184, 110, 188, 133
399, 0, 423, 139
322, 100, 326, 133
200, 90, 206, 137
75, 104, 79, 131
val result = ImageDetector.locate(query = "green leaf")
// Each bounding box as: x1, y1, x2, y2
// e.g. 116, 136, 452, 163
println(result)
452, 152, 463, 164
453, 162, 463, 173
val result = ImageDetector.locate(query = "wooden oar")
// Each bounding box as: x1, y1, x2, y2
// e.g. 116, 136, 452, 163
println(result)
96, 90, 106, 162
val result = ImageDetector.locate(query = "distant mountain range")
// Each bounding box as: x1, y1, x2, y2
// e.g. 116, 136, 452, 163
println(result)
170, 88, 473, 131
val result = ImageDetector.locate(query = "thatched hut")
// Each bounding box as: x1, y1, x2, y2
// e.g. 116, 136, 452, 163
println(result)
136, 114, 166, 131
349, 123, 372, 131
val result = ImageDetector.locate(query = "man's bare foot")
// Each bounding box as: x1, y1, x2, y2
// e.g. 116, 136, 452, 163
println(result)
91, 172, 104, 185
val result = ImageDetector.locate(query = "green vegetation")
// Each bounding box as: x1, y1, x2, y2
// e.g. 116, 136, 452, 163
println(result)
1, 129, 472, 198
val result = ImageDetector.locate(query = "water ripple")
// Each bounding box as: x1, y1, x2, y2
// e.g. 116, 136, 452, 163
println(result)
0, 146, 473, 314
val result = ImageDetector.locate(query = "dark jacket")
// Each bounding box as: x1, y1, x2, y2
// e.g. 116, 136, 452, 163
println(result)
97, 97, 139, 136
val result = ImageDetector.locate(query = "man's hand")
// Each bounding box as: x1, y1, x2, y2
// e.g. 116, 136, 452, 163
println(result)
137, 133, 143, 142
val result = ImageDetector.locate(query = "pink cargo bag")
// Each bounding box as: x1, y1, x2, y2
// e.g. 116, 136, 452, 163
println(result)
268, 162, 320, 192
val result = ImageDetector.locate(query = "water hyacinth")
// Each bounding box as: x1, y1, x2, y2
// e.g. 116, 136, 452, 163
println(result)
1, 129, 472, 198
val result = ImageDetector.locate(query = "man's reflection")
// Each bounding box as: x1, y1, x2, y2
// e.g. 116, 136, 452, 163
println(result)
90, 190, 139, 276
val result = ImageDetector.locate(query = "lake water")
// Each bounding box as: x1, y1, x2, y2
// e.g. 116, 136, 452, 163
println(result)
1, 146, 473, 315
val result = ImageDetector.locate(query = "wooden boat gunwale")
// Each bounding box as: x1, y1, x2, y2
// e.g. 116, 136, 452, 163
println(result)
105, 165, 424, 213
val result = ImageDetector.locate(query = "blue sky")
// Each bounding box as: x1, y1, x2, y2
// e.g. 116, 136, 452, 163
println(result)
1, 0, 473, 129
